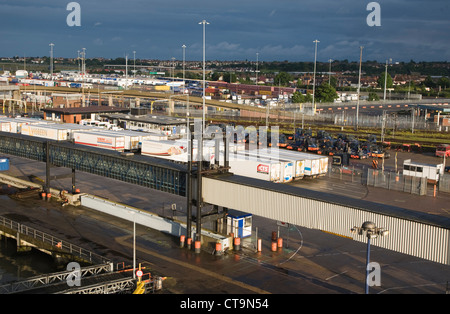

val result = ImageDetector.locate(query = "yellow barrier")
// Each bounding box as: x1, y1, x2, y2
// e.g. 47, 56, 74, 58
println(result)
133, 281, 146, 294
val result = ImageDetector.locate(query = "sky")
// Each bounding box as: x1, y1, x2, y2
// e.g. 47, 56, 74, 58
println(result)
0, 0, 449, 63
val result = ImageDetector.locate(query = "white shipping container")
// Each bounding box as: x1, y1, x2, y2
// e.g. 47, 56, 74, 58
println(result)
73, 131, 125, 151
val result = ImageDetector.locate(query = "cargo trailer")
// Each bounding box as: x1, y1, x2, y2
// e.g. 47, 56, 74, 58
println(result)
230, 151, 293, 183
239, 148, 304, 180
20, 124, 71, 141
93, 129, 168, 151
73, 131, 126, 151
141, 139, 215, 164
243, 148, 328, 178
219, 154, 282, 182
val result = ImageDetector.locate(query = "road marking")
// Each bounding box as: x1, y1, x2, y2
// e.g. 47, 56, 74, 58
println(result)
115, 235, 271, 294
325, 271, 348, 281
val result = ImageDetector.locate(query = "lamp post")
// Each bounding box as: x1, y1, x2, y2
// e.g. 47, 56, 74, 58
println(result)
383, 58, 392, 101
199, 20, 209, 134
133, 51, 136, 78
351, 221, 389, 294
182, 44, 186, 93
356, 46, 363, 130
312, 40, 319, 114
328, 58, 333, 85
49, 43, 54, 80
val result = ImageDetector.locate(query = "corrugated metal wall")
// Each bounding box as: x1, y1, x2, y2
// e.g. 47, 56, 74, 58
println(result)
202, 177, 450, 265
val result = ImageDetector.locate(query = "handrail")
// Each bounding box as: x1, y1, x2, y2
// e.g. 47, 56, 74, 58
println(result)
0, 216, 109, 265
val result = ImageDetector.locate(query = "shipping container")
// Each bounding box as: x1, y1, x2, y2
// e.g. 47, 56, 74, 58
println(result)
73, 131, 126, 151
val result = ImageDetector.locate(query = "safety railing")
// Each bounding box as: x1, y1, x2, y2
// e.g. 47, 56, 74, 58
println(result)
0, 216, 109, 265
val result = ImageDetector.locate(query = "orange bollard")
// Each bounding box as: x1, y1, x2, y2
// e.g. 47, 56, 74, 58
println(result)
271, 241, 277, 252
46, 193, 51, 201
277, 237, 283, 249
194, 240, 201, 254
215, 242, 222, 255
186, 237, 192, 250
234, 237, 241, 251
180, 235, 185, 248
257, 238, 262, 252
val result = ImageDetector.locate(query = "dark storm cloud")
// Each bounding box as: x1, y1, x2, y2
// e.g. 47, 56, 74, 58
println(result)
0, 0, 448, 61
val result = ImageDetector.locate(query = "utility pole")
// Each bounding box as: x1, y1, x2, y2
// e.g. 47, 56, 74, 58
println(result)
49, 43, 54, 80
356, 46, 363, 130
199, 20, 209, 134
312, 40, 319, 114
328, 58, 333, 85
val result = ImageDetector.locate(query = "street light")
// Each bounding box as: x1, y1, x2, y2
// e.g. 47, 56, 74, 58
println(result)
383, 58, 392, 101
312, 40, 319, 114
49, 43, 54, 80
328, 58, 333, 85
182, 44, 186, 93
199, 20, 209, 134
356, 46, 363, 130
351, 221, 389, 294
133, 51, 136, 78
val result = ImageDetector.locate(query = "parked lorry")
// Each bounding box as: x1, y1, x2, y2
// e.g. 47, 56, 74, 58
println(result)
20, 124, 70, 141
225, 155, 282, 183
250, 148, 328, 178
141, 139, 215, 164
435, 144, 450, 158
73, 131, 126, 151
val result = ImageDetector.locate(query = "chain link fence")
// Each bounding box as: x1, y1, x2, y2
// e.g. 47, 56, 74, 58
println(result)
329, 165, 428, 196
366, 168, 428, 195
439, 174, 450, 193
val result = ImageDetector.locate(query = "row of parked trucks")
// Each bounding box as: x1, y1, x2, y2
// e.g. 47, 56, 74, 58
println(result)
2, 116, 446, 184
0, 116, 330, 184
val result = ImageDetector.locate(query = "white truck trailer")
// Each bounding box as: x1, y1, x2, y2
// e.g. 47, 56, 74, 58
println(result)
245, 148, 328, 178
229, 156, 282, 182
20, 124, 71, 141
72, 131, 126, 151
141, 139, 215, 164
